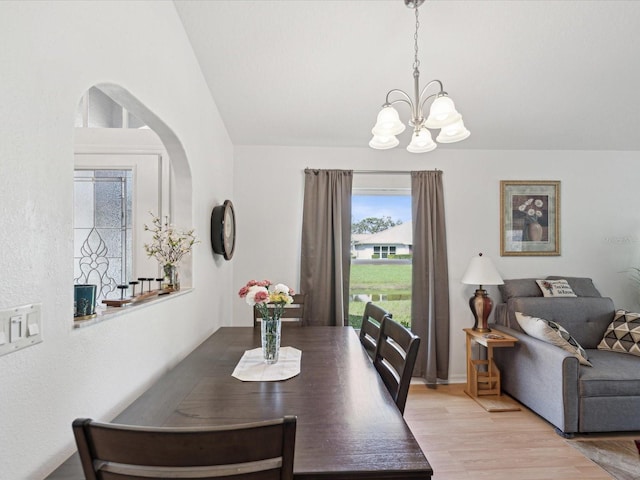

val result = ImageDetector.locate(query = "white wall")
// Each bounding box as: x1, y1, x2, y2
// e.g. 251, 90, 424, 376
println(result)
233, 146, 640, 382
0, 2, 233, 478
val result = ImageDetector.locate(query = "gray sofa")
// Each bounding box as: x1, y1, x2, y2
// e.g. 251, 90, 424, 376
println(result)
491, 276, 640, 436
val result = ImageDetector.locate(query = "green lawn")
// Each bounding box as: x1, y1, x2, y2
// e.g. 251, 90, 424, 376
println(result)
348, 263, 412, 328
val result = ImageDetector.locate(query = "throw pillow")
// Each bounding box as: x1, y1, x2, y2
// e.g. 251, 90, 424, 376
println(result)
536, 279, 577, 298
545, 276, 602, 297
499, 279, 543, 301
597, 309, 640, 357
515, 312, 592, 366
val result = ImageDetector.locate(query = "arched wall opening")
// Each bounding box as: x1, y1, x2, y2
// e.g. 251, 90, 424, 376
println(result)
73, 83, 194, 311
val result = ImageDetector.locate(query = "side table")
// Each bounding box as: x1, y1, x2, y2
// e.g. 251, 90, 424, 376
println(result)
463, 328, 521, 412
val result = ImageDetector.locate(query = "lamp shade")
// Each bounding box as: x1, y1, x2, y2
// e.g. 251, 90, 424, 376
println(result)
424, 95, 461, 129
461, 253, 503, 286
372, 105, 406, 137
435, 118, 470, 144
369, 134, 399, 150
406, 127, 437, 153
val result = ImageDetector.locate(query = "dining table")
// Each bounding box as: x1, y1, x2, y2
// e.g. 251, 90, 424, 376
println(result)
46, 326, 433, 480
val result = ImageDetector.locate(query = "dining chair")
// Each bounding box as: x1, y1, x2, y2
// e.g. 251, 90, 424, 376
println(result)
374, 316, 420, 415
359, 301, 392, 360
253, 293, 306, 327
72, 416, 297, 480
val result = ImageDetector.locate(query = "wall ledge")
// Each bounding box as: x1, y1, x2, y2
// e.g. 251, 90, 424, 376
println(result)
72, 288, 194, 329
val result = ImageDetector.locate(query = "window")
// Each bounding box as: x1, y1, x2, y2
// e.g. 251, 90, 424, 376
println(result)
349, 176, 412, 329
373, 245, 396, 259
74, 169, 132, 301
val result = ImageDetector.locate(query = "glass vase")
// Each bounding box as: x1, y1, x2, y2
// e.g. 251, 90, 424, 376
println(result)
261, 315, 282, 364
163, 264, 180, 291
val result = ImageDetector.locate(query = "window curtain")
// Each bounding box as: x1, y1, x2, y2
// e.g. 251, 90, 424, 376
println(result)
300, 169, 353, 326
411, 170, 450, 383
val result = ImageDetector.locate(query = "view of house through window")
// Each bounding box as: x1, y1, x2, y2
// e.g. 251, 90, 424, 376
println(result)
349, 193, 412, 329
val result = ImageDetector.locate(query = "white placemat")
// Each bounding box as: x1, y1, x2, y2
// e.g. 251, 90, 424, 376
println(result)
232, 346, 302, 382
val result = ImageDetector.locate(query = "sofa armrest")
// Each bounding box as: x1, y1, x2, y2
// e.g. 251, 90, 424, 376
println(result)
490, 324, 580, 434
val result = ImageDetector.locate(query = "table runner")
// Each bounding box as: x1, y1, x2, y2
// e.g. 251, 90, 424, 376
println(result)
232, 346, 301, 381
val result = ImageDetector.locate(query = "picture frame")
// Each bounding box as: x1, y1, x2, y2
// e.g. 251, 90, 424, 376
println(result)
500, 180, 560, 256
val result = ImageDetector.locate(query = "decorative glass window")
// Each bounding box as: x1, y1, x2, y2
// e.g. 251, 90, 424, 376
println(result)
74, 169, 132, 301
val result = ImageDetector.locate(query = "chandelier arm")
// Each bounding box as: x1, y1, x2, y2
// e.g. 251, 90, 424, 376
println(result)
417, 80, 446, 119
419, 92, 440, 115
418, 80, 444, 104
384, 89, 414, 109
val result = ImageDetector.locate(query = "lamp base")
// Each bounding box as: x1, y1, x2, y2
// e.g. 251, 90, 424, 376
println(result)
469, 288, 493, 332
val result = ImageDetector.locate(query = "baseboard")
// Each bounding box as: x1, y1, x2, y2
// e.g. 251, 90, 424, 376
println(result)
410, 374, 466, 386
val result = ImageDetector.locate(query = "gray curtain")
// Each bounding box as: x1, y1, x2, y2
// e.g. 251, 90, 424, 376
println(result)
411, 170, 450, 383
300, 169, 353, 326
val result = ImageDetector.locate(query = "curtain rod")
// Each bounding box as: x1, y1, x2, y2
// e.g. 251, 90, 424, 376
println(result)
352, 169, 440, 174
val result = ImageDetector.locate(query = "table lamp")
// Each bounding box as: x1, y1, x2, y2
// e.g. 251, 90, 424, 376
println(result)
461, 253, 504, 332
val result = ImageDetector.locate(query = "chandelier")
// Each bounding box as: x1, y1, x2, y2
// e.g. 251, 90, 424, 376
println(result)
369, 0, 470, 153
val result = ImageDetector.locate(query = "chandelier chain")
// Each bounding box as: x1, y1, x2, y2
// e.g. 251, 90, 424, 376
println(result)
413, 6, 420, 73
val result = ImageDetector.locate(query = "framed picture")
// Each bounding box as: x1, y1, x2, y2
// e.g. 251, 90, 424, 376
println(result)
500, 180, 560, 256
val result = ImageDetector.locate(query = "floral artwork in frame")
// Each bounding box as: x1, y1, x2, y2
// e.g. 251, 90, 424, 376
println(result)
500, 180, 560, 256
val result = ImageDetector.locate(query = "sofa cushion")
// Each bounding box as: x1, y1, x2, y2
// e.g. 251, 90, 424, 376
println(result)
499, 279, 542, 301
579, 349, 640, 397
546, 276, 601, 297
597, 310, 640, 357
515, 312, 592, 366
536, 279, 577, 298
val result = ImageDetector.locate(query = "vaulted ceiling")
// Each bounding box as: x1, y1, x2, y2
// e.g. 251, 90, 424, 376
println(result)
174, 0, 640, 151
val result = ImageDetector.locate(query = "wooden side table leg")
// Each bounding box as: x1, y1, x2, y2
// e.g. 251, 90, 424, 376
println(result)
487, 344, 499, 394
465, 333, 474, 397
486, 344, 493, 392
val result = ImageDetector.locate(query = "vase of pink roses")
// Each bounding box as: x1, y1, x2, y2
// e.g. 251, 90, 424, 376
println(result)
238, 280, 294, 364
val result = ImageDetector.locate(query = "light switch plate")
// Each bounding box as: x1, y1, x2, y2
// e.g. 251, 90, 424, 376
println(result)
0, 304, 42, 357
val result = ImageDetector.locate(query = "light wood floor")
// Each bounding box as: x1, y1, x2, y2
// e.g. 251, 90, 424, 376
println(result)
404, 383, 618, 480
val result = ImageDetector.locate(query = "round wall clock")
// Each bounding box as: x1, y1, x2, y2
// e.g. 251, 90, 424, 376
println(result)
211, 199, 236, 260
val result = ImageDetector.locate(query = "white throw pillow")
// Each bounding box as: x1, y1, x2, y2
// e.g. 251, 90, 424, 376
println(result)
536, 279, 577, 298
515, 312, 592, 366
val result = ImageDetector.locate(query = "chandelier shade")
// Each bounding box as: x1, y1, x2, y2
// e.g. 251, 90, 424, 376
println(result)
369, 134, 400, 150
435, 119, 471, 144
369, 0, 469, 153
407, 127, 437, 153
424, 95, 462, 129
371, 105, 406, 137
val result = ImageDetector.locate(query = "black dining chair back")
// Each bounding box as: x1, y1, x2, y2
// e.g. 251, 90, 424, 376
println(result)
359, 302, 392, 360
72, 416, 297, 480
254, 293, 306, 327
374, 317, 420, 415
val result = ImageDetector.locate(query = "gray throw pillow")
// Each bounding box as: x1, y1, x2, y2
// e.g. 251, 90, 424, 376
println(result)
499, 279, 542, 301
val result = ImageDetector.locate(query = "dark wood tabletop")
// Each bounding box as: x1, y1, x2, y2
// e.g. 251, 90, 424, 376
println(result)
46, 326, 432, 480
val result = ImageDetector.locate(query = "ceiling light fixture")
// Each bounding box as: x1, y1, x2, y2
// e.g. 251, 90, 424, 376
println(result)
369, 0, 470, 153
